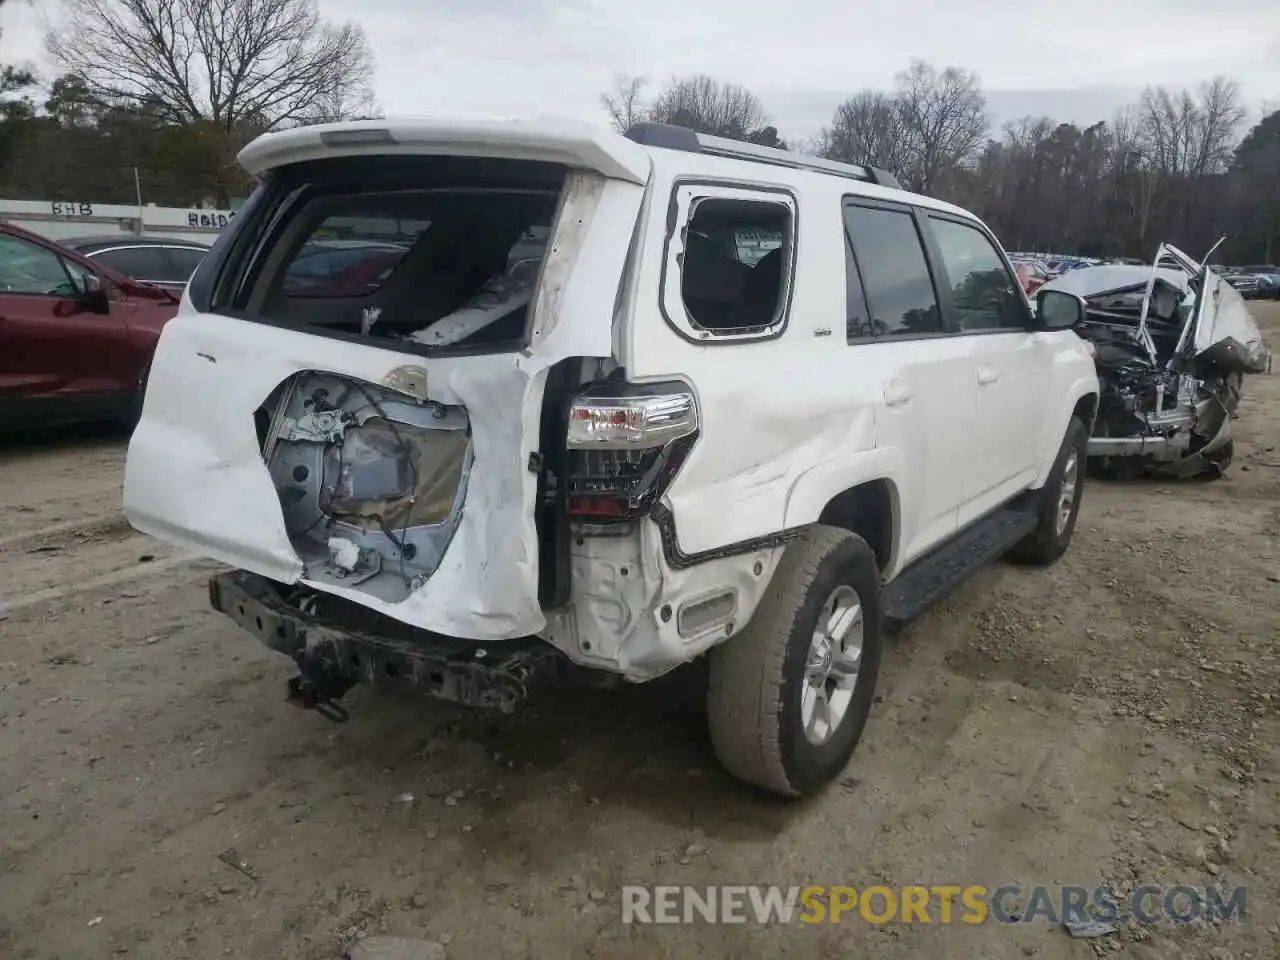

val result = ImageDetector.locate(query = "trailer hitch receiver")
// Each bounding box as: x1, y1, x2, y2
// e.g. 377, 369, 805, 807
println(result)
286, 672, 355, 723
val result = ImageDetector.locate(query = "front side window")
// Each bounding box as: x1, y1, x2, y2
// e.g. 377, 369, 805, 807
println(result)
62, 257, 95, 293
0, 234, 77, 296
667, 186, 794, 341
928, 217, 1028, 332
843, 204, 942, 338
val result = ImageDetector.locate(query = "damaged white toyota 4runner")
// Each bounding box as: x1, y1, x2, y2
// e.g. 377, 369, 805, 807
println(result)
125, 118, 1099, 797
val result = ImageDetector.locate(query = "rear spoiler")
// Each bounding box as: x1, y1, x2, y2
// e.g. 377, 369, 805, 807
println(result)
238, 118, 653, 185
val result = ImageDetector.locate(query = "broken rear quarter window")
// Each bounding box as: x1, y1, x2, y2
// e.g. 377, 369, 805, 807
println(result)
679, 197, 791, 335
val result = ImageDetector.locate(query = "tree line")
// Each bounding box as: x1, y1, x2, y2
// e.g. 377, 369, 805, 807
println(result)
0, 0, 376, 206
603, 69, 1279, 264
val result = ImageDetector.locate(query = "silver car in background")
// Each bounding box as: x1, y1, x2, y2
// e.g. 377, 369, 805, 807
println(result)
59, 236, 210, 293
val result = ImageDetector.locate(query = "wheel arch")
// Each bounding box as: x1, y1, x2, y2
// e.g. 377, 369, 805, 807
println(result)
815, 479, 898, 577
1032, 375, 1098, 487
1073, 391, 1099, 433
783, 448, 905, 579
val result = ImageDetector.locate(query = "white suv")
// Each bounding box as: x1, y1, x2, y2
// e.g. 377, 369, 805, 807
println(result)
124, 118, 1099, 797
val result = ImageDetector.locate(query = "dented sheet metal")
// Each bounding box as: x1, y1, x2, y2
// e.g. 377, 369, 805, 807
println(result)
125, 169, 643, 641
126, 317, 553, 638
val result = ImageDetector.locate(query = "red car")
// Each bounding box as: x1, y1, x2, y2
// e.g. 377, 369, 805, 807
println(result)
0, 222, 181, 430
1012, 259, 1048, 296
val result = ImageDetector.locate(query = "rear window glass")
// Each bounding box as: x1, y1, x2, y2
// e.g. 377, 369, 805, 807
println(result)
282, 215, 430, 297
235, 180, 563, 350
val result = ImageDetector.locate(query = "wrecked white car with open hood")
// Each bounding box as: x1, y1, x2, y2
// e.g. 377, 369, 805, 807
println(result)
125, 118, 1100, 797
1040, 243, 1271, 479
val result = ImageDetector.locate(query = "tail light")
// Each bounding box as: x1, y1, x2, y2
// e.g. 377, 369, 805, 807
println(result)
565, 381, 698, 530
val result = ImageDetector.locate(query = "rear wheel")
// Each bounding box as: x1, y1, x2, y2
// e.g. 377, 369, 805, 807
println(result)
707, 525, 882, 798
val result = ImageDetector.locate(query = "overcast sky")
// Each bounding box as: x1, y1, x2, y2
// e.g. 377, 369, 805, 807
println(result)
1, 0, 1276, 140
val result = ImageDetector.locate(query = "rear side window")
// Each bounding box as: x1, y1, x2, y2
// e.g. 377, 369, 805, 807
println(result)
667, 187, 794, 341
165, 247, 206, 281
842, 204, 942, 338
93, 246, 170, 282
927, 216, 1027, 332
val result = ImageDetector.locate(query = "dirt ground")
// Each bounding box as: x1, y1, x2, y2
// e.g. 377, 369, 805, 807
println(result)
2, 305, 1279, 960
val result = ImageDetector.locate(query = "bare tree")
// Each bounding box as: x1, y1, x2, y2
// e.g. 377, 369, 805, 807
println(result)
893, 60, 988, 192
1136, 77, 1245, 234
1108, 108, 1159, 253
645, 74, 770, 140
601, 74, 647, 133
1189, 76, 1246, 178
818, 89, 914, 174
46, 0, 376, 131
1137, 77, 1243, 178
1138, 86, 1199, 175
307, 84, 382, 125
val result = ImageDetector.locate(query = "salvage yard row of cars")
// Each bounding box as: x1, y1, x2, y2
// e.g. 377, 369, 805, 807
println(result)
1220, 265, 1280, 300
1010, 249, 1280, 301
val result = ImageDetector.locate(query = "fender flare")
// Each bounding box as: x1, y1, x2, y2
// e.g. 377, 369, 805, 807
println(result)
782, 447, 906, 566
1034, 375, 1099, 487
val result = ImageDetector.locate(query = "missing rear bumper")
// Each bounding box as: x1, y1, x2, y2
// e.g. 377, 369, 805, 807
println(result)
209, 570, 563, 713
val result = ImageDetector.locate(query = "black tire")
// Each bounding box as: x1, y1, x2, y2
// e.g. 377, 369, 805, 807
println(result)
121, 361, 151, 429
1009, 415, 1087, 565
1199, 439, 1234, 479
706, 525, 883, 798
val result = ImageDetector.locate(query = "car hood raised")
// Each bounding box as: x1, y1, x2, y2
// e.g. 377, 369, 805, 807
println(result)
1051, 243, 1268, 373
1041, 264, 1191, 299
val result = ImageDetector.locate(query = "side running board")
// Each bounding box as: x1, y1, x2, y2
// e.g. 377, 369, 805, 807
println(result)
882, 496, 1041, 632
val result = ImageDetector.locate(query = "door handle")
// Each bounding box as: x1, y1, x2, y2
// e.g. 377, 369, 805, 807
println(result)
976, 365, 1000, 385
883, 381, 913, 407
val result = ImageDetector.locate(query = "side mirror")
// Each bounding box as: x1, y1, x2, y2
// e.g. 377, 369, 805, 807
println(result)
81, 272, 111, 314
1036, 289, 1087, 330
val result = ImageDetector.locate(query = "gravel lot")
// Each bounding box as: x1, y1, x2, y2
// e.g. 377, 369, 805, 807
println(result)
3, 303, 1279, 960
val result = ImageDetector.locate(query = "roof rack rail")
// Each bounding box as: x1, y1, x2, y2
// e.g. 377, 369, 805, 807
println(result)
622, 122, 904, 190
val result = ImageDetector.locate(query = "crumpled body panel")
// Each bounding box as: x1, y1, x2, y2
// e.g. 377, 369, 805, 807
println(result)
124, 314, 552, 639
125, 170, 643, 641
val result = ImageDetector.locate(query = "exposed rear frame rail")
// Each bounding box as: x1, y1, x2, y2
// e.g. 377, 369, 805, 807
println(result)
623, 122, 904, 190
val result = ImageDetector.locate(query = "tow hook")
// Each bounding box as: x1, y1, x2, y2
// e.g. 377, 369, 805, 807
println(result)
286, 673, 354, 723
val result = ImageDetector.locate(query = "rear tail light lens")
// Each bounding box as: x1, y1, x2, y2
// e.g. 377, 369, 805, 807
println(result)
565, 382, 698, 526
567, 390, 696, 448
